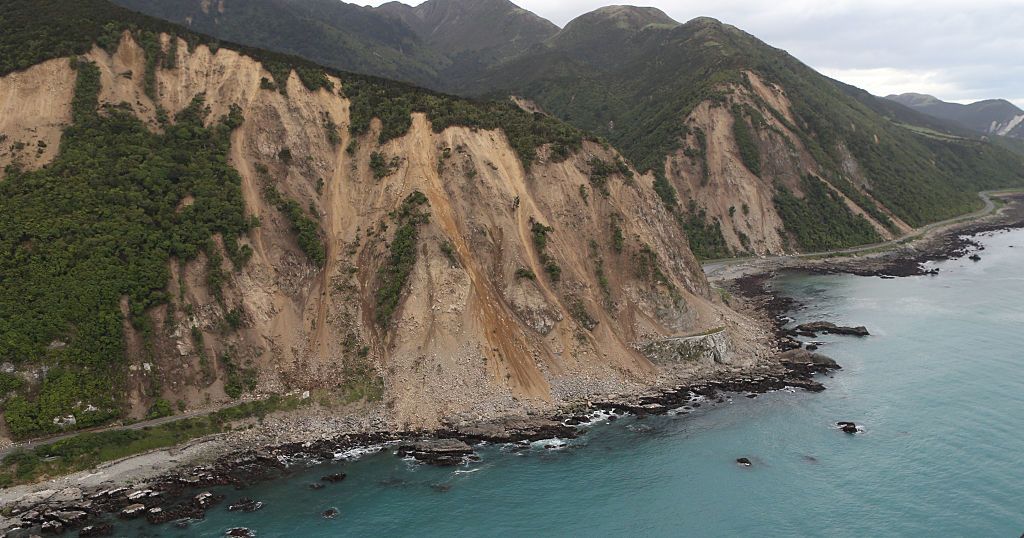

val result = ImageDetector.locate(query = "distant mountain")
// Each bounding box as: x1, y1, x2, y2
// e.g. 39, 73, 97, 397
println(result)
887, 93, 1024, 139
112, 0, 446, 84
376, 0, 558, 62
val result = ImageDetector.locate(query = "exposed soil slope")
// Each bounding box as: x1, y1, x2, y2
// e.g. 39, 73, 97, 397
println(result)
0, 33, 769, 435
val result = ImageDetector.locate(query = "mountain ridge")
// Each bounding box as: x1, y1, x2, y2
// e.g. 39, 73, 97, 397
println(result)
886, 92, 1024, 138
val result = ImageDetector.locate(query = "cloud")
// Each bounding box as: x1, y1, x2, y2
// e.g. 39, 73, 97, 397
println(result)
817, 67, 963, 98
361, 0, 1022, 104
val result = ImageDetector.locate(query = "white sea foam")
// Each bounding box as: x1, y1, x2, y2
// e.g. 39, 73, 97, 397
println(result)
333, 445, 384, 461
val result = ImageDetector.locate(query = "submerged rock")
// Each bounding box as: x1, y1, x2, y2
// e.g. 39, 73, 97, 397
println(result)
322, 508, 339, 519
227, 498, 264, 513
320, 473, 347, 483
79, 522, 114, 536
226, 527, 255, 537
736, 458, 752, 467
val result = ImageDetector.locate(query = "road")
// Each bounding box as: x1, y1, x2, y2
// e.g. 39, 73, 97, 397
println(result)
702, 190, 1009, 281
0, 404, 232, 459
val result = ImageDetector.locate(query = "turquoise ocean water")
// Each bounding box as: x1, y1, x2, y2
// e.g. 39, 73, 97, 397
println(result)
138, 228, 1024, 537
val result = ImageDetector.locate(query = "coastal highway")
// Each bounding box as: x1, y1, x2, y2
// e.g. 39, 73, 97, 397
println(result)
703, 189, 1010, 281
0, 402, 238, 459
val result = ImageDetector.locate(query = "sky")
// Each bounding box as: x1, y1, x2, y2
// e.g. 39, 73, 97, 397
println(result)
363, 0, 1024, 107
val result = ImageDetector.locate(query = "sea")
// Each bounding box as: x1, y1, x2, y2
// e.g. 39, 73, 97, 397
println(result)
133, 227, 1024, 537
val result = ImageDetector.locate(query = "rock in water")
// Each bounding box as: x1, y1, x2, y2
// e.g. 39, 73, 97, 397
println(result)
795, 321, 870, 337
396, 439, 475, 466
323, 508, 339, 519
837, 421, 859, 434
79, 523, 114, 536
228, 498, 264, 512
321, 473, 347, 483
736, 457, 752, 466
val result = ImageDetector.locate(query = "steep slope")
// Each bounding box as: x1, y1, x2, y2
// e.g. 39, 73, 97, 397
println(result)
0, 0, 763, 442
471, 15, 1024, 256
887, 93, 1024, 138
376, 0, 558, 62
111, 0, 446, 85
106, 2, 1024, 258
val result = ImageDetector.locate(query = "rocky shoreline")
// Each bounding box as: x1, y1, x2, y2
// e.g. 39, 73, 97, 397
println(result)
10, 198, 1020, 537
1, 352, 846, 536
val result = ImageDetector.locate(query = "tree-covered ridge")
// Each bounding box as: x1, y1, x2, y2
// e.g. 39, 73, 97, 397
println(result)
0, 60, 251, 438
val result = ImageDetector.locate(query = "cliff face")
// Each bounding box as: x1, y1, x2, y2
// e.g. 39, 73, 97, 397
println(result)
0, 58, 75, 173
0, 33, 767, 434
666, 72, 911, 256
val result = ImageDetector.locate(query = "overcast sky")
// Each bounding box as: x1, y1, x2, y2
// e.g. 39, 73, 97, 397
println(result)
363, 0, 1024, 107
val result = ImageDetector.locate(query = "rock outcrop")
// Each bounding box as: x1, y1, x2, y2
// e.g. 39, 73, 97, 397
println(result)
793, 322, 870, 337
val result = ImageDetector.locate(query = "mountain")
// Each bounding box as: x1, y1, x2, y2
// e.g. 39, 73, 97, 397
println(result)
0, 0, 755, 443
376, 0, 558, 62
111, 0, 445, 84
886, 93, 1024, 139
470, 14, 1024, 255
111, 0, 561, 89
117, 1, 1024, 259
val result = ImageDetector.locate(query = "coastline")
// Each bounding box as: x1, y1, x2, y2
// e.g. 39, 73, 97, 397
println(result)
3, 195, 1023, 534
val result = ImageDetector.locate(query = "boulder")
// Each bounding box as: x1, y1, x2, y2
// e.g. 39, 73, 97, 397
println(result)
779, 337, 802, 351
40, 520, 64, 534
120, 503, 147, 519
193, 491, 223, 509
226, 528, 255, 537
49, 509, 88, 525
322, 508, 339, 519
779, 349, 839, 369
736, 458, 752, 467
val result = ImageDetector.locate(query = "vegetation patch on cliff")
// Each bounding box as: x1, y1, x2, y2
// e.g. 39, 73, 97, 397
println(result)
0, 60, 251, 439
774, 175, 882, 251
375, 192, 430, 326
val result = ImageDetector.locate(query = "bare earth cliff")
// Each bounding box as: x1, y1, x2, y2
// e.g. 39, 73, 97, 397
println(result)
0, 33, 771, 441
